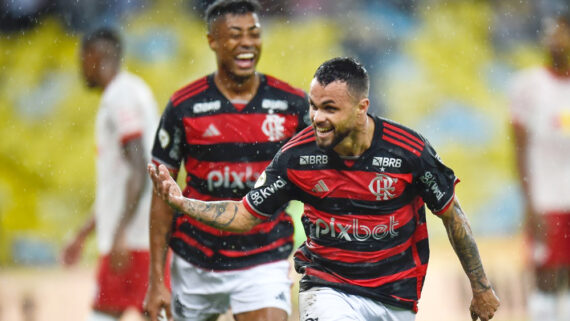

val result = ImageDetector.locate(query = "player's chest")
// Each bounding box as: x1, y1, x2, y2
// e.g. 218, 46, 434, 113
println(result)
288, 152, 414, 202
181, 102, 299, 144
533, 81, 570, 135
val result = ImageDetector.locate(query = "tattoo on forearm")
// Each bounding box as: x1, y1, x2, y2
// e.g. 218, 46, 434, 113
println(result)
182, 199, 238, 229
445, 204, 491, 292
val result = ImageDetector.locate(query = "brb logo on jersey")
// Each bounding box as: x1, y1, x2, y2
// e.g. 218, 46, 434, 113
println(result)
207, 166, 259, 191
369, 174, 398, 200
299, 155, 328, 165
315, 216, 399, 241
262, 114, 286, 141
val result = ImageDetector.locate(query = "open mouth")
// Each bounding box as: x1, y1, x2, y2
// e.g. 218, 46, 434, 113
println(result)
235, 53, 255, 69
315, 126, 334, 137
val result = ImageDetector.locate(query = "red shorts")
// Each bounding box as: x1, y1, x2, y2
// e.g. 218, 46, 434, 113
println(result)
92, 250, 150, 313
526, 213, 570, 268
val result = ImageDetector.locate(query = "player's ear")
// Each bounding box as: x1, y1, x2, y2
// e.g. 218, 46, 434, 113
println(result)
207, 33, 217, 51
358, 98, 370, 115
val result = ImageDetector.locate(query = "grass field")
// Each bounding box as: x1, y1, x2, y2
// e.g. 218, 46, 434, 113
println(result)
0, 236, 529, 321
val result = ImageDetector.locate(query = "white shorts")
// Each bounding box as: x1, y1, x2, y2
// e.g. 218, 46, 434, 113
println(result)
170, 253, 292, 321
299, 286, 416, 321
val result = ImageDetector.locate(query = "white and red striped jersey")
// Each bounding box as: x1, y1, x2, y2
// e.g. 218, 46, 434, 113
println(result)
94, 71, 159, 254
509, 67, 570, 214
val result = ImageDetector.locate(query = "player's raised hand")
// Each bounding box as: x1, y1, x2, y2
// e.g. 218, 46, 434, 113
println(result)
470, 287, 500, 321
148, 164, 184, 210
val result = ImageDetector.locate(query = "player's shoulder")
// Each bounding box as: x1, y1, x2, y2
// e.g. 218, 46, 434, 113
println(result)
279, 126, 316, 155
263, 74, 306, 99
102, 71, 150, 105
170, 74, 212, 107
377, 116, 426, 158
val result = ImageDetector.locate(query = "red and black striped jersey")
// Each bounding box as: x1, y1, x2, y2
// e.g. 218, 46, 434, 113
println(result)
243, 115, 458, 312
151, 73, 310, 270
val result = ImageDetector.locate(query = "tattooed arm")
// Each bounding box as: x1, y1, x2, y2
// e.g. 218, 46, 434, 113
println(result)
148, 164, 262, 233
439, 198, 500, 321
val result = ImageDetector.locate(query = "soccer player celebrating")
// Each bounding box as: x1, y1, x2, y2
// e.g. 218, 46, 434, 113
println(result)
510, 13, 570, 321
149, 57, 501, 321
144, 1, 309, 320
62, 28, 159, 320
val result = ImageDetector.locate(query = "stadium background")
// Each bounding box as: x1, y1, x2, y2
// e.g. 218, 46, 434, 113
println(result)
0, 0, 556, 320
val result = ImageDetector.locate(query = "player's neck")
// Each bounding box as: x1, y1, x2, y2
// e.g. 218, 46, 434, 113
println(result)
100, 69, 119, 89
334, 115, 374, 157
214, 71, 260, 102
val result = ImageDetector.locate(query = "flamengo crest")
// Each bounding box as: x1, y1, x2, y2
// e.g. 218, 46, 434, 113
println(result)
369, 174, 398, 200
262, 114, 286, 141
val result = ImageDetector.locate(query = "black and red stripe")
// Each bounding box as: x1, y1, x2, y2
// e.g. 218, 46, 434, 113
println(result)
266, 74, 306, 98
382, 122, 424, 157
171, 77, 209, 107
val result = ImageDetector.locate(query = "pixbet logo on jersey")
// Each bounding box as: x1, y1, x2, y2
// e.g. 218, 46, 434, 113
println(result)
315, 216, 399, 241
207, 166, 259, 191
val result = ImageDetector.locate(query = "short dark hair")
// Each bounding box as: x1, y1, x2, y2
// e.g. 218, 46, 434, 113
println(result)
81, 27, 122, 59
205, 0, 261, 31
313, 57, 369, 99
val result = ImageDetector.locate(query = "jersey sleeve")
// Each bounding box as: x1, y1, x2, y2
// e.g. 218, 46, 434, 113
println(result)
243, 152, 293, 220
151, 101, 185, 175
414, 138, 458, 215
107, 94, 144, 145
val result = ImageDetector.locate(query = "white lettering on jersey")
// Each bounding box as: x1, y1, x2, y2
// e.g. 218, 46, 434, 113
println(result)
300, 155, 328, 165
249, 178, 287, 206
206, 166, 259, 191
372, 157, 402, 168
315, 216, 399, 241
369, 174, 399, 200
262, 114, 286, 141
193, 101, 221, 113
262, 99, 288, 111
419, 171, 446, 201
158, 128, 170, 149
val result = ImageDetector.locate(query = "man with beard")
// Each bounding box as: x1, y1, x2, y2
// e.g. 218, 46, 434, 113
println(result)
148, 57, 501, 321
144, 1, 309, 320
